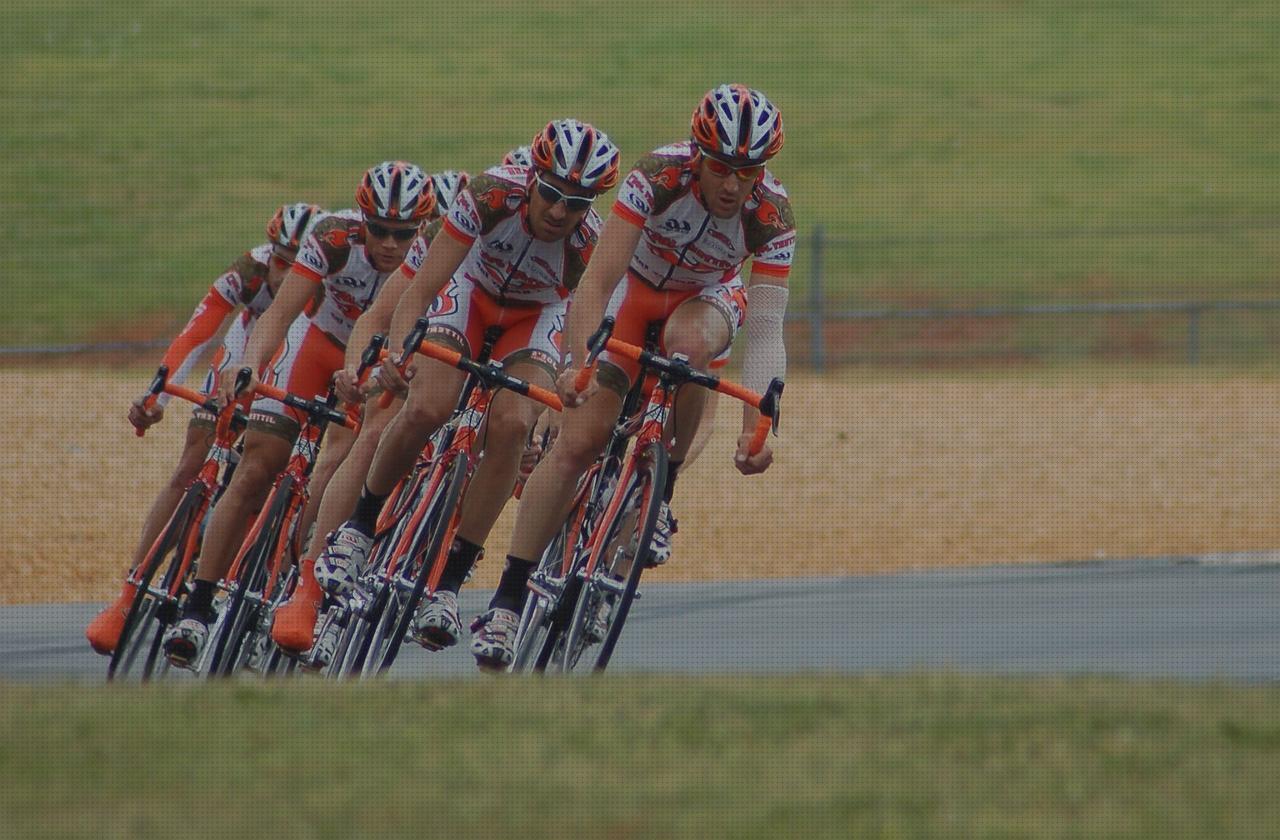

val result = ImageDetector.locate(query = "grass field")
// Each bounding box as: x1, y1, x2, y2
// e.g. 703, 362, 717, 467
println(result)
4, 1, 1278, 345
1, 675, 1277, 839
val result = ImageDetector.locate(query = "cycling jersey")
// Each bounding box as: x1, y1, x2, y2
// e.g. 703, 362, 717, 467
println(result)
424, 165, 601, 305
159, 244, 277, 404
293, 209, 398, 348
612, 140, 796, 289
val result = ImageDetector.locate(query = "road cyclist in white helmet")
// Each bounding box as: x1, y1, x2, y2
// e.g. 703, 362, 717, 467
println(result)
160, 162, 438, 668
84, 202, 322, 656
311, 120, 621, 669
502, 84, 795, 653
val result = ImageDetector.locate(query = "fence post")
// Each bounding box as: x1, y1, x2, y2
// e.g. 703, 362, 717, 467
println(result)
810, 225, 825, 371
1186, 306, 1201, 364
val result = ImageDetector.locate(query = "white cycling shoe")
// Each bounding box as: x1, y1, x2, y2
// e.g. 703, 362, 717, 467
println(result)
162, 614, 210, 670
469, 608, 519, 671
411, 590, 462, 651
315, 524, 372, 596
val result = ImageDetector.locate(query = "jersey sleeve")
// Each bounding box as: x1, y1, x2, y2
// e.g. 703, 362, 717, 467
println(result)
294, 216, 354, 282
612, 167, 655, 228
156, 287, 235, 404
746, 185, 797, 280
401, 218, 443, 279
444, 173, 514, 245
562, 211, 602, 292
209, 252, 259, 307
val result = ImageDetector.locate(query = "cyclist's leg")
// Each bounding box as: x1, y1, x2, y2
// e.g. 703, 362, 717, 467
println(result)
128, 419, 216, 573
295, 419, 355, 550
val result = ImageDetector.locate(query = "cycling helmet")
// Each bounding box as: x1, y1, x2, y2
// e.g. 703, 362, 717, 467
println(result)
691, 84, 785, 163
430, 170, 470, 215
266, 202, 323, 250
355, 161, 436, 221
529, 120, 620, 191
502, 145, 533, 167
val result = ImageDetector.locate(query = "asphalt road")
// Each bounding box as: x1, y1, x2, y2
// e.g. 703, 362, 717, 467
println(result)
2, 559, 1277, 681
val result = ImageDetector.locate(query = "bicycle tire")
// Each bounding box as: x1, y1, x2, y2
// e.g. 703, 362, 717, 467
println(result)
206, 481, 293, 677
108, 484, 206, 680
373, 454, 466, 674
562, 443, 666, 673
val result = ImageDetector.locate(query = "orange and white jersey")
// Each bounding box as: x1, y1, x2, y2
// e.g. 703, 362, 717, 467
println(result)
158, 243, 276, 402
612, 140, 796, 290
426, 165, 601, 305
293, 209, 396, 348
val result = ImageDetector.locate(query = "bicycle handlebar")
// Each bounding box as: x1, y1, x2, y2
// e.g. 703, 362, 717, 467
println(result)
250, 380, 359, 430
135, 365, 233, 438
378, 317, 563, 411
573, 317, 783, 456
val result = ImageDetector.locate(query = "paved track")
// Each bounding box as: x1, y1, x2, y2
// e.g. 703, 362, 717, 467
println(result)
2, 559, 1277, 681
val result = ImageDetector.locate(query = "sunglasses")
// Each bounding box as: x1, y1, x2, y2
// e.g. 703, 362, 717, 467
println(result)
365, 220, 420, 242
702, 156, 765, 182
534, 175, 596, 212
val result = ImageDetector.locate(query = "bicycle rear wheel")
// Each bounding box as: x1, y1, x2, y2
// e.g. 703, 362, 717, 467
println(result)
561, 443, 666, 673
108, 484, 205, 681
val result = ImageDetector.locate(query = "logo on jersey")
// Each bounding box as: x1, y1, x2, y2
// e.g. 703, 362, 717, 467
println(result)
487, 238, 514, 253
330, 289, 365, 321
662, 218, 692, 234
428, 284, 460, 318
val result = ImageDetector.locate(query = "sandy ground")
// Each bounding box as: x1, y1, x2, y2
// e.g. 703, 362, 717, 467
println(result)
3, 367, 1279, 604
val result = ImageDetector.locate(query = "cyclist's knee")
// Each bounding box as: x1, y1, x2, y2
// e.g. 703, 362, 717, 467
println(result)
485, 405, 532, 454
662, 322, 720, 368
400, 398, 451, 433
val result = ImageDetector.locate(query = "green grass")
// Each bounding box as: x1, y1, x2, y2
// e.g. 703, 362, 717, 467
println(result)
1, 675, 1278, 839
3, 1, 1278, 345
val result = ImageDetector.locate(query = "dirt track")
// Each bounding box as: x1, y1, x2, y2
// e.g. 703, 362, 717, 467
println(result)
4, 367, 1279, 604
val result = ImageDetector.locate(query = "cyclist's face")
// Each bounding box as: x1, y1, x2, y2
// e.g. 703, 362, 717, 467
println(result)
527, 172, 595, 242
363, 217, 420, 271
267, 246, 298, 291
697, 157, 758, 219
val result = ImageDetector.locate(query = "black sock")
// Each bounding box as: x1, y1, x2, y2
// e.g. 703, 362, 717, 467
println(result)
437, 537, 484, 594
351, 484, 390, 536
663, 461, 683, 503
489, 555, 535, 612
185, 579, 216, 619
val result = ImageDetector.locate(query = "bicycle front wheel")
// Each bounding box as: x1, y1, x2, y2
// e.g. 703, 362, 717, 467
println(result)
561, 443, 666, 673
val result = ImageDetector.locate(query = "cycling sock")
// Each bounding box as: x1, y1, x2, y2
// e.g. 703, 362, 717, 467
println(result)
351, 485, 390, 536
489, 556, 535, 612
185, 579, 216, 620
663, 461, 683, 503
438, 537, 484, 594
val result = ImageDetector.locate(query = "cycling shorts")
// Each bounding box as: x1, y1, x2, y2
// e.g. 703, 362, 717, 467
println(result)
424, 275, 565, 377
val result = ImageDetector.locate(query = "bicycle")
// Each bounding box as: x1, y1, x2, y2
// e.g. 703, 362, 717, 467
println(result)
317, 318, 562, 677
199, 338, 381, 678
107, 366, 249, 681
510, 316, 782, 673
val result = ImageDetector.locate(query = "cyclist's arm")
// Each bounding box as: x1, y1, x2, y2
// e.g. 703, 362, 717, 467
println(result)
563, 211, 644, 365
738, 271, 789, 434
154, 288, 236, 405
235, 269, 317, 387
388, 233, 470, 345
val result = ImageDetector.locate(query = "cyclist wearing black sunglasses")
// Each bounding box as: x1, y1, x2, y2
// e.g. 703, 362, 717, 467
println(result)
312, 120, 621, 665
501, 85, 794, 640
85, 202, 322, 656
160, 162, 439, 667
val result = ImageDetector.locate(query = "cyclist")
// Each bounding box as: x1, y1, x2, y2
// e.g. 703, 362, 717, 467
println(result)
269, 170, 472, 655
84, 202, 322, 656
160, 162, 436, 667
311, 120, 620, 667
503, 146, 533, 167
498, 85, 794, 665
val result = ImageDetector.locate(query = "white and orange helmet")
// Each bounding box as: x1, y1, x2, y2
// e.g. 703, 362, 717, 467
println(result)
266, 202, 323, 249
529, 120, 620, 192
430, 170, 470, 215
355, 161, 436, 222
691, 84, 785, 164
502, 146, 533, 167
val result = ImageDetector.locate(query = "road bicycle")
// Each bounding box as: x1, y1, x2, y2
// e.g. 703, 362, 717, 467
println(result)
511, 316, 782, 673
107, 366, 249, 681
199, 338, 381, 677
317, 319, 562, 677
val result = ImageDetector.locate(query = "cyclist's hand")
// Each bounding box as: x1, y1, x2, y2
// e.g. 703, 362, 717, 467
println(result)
556, 366, 596, 408
376, 357, 415, 398
219, 366, 256, 408
333, 366, 365, 404
128, 397, 164, 431
734, 432, 773, 476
